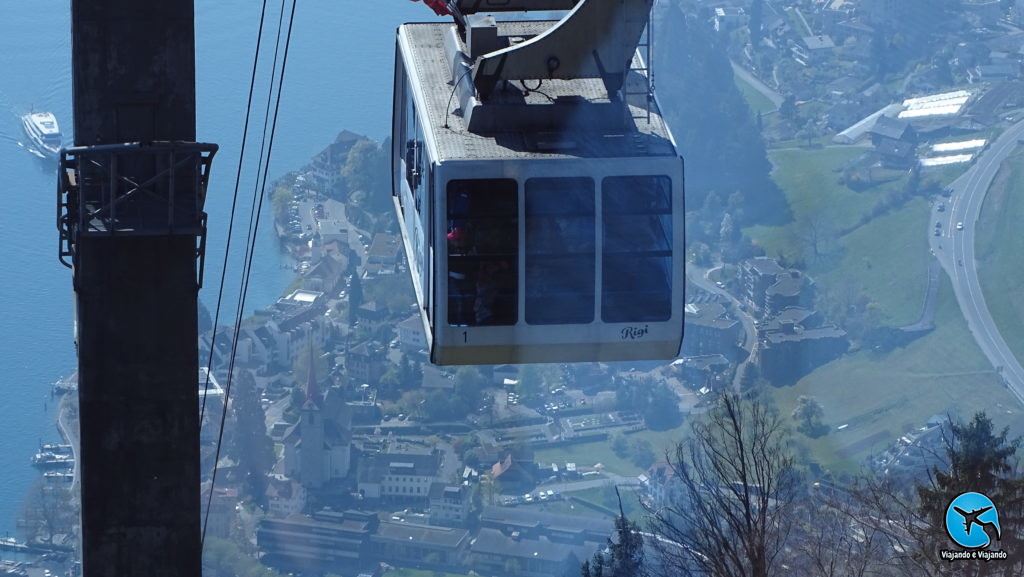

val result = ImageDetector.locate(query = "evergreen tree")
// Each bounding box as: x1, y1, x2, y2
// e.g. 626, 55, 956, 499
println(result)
918, 412, 1022, 535
653, 8, 780, 220
748, 0, 763, 46
227, 369, 276, 503
348, 273, 363, 327
582, 487, 645, 577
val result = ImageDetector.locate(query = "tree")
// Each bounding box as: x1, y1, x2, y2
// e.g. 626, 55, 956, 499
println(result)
791, 395, 826, 438
748, 0, 764, 47
720, 213, 738, 245
612, 434, 630, 459
796, 120, 816, 147
653, 9, 780, 220
918, 412, 1020, 513
227, 369, 276, 503
630, 438, 656, 469
341, 139, 388, 213
798, 212, 838, 262
788, 482, 897, 577
20, 478, 76, 546
645, 383, 682, 431
915, 412, 1024, 574
271, 184, 293, 225
840, 412, 1024, 577
348, 273, 363, 326
203, 537, 286, 577
516, 365, 546, 401
645, 392, 800, 577
778, 95, 796, 121
582, 487, 646, 577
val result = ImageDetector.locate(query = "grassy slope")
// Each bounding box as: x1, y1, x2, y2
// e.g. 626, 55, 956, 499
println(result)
771, 277, 1022, 472
746, 147, 925, 324
745, 147, 1021, 471
977, 150, 1024, 360
733, 71, 777, 115
819, 197, 930, 326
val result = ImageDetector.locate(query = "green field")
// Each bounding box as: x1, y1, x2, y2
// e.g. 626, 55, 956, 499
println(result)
770, 277, 1022, 472
746, 146, 1022, 471
733, 71, 777, 115
535, 425, 688, 477
977, 150, 1024, 361
566, 485, 643, 519
745, 147, 925, 324
818, 197, 931, 326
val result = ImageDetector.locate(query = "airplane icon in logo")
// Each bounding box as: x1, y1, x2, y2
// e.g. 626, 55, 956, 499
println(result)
953, 506, 1001, 540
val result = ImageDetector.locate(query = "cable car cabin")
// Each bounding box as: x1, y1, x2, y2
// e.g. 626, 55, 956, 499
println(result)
391, 1, 683, 365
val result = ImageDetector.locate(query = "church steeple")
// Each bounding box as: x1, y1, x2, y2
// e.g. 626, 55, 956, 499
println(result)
299, 335, 326, 490
304, 337, 321, 408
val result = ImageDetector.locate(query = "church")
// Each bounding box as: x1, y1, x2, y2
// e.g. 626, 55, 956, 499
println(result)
281, 351, 352, 490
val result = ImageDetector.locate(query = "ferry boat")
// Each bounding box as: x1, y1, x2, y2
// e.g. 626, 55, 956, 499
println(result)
39, 443, 72, 454
31, 452, 74, 469
21, 111, 62, 158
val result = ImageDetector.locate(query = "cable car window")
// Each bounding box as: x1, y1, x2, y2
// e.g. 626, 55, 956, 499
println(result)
447, 179, 518, 326
404, 85, 424, 209
602, 175, 672, 322
525, 177, 595, 325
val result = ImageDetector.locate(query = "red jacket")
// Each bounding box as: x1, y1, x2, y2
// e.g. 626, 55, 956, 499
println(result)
411, 0, 452, 16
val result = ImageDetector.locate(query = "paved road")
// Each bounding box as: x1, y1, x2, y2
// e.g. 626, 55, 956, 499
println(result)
686, 265, 758, 391
56, 396, 79, 494
930, 119, 1024, 407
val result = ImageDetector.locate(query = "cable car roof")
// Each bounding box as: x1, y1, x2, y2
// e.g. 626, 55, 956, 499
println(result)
398, 21, 677, 164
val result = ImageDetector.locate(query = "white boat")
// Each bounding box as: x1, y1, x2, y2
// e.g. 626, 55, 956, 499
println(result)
21, 111, 62, 158
31, 451, 75, 469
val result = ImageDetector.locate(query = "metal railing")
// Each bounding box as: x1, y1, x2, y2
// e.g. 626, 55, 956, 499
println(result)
57, 141, 217, 279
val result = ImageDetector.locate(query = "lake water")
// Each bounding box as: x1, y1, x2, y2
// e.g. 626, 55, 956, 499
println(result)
0, 0, 423, 538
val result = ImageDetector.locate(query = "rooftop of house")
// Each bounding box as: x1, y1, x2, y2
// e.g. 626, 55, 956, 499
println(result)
875, 138, 917, 158
398, 314, 424, 332
471, 528, 597, 564
744, 256, 786, 278
870, 115, 913, 141
802, 34, 835, 50
428, 482, 467, 501
359, 451, 441, 483
766, 271, 806, 298
372, 521, 470, 549
479, 506, 612, 538
367, 233, 402, 261
683, 302, 738, 330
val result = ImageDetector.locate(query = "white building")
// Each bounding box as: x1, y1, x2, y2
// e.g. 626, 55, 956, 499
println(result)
358, 451, 440, 501
266, 474, 307, 518
428, 483, 472, 526
397, 314, 427, 353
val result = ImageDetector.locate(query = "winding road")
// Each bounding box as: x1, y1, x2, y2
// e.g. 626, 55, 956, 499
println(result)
685, 265, 758, 392
930, 118, 1024, 407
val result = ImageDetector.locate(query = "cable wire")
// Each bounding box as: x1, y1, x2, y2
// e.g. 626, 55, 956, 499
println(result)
199, 0, 269, 438
199, 0, 296, 549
